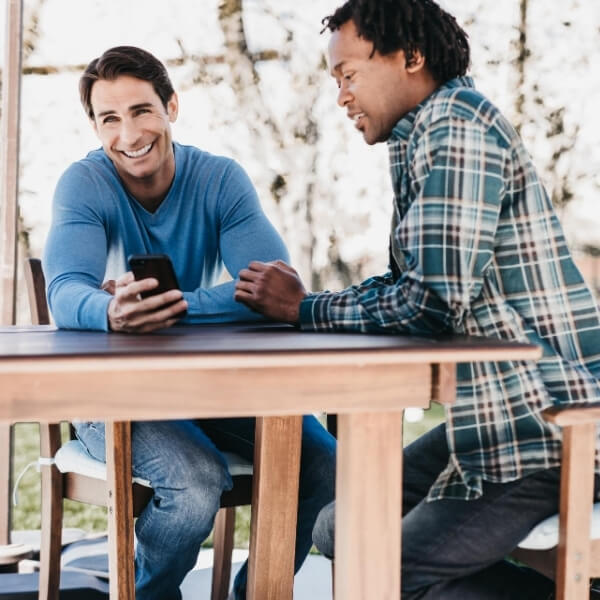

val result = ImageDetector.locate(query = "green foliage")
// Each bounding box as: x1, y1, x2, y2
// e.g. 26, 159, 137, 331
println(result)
11, 423, 107, 532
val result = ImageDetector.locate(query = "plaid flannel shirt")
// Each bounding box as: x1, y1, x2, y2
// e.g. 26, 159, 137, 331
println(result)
299, 77, 600, 501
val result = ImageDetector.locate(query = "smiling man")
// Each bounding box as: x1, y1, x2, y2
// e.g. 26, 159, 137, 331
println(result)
43, 46, 336, 600
233, 1, 600, 598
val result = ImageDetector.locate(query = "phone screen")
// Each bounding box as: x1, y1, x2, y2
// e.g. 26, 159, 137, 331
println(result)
127, 254, 187, 317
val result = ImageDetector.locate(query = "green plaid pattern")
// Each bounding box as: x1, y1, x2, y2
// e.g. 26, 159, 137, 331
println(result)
299, 77, 600, 500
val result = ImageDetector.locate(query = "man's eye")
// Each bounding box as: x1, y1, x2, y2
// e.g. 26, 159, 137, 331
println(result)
135, 108, 151, 116
103, 116, 118, 124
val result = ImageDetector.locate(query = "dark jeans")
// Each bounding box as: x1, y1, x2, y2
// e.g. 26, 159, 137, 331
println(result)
313, 422, 600, 599
76, 416, 336, 600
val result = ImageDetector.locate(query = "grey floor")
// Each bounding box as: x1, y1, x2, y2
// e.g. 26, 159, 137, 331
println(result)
9, 530, 333, 599
182, 548, 333, 599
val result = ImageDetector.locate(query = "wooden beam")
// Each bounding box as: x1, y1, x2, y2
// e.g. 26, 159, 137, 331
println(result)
555, 423, 596, 600
0, 0, 23, 326
543, 405, 600, 427
335, 411, 404, 600
431, 363, 456, 405
0, 424, 12, 546
247, 416, 302, 600
105, 421, 135, 600
0, 0, 23, 544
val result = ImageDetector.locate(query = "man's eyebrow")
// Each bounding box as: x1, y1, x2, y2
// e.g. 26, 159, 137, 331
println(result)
96, 109, 116, 118
96, 102, 155, 118
129, 102, 154, 111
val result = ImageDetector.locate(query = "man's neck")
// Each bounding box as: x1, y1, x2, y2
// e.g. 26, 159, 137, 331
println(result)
124, 176, 172, 213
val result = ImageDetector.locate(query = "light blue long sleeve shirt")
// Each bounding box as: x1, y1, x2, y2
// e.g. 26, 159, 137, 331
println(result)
43, 142, 289, 331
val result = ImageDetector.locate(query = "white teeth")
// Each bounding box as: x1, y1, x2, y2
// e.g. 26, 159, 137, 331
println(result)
353, 113, 365, 122
123, 143, 152, 158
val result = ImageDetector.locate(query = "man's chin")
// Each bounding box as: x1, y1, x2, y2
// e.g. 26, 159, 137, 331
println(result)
362, 132, 380, 146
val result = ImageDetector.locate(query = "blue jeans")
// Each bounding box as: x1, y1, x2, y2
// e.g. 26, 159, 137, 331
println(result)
75, 416, 336, 600
313, 422, 600, 599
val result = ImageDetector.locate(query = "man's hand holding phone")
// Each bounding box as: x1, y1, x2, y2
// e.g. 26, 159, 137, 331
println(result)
107, 255, 188, 333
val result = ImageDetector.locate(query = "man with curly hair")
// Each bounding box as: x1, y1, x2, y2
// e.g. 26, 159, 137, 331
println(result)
234, 0, 600, 597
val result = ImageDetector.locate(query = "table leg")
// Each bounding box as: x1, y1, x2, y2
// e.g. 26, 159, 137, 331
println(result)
335, 411, 404, 600
247, 415, 303, 600
105, 421, 135, 600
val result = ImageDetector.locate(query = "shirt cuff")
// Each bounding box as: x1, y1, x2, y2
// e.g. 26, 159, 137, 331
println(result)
299, 293, 333, 331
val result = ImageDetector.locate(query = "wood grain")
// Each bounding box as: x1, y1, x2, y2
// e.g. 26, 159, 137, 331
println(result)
555, 423, 596, 600
38, 423, 63, 600
105, 422, 135, 600
0, 362, 432, 422
543, 405, 600, 427
335, 411, 404, 600
0, 0, 23, 326
247, 416, 302, 600
0, 424, 11, 546
211, 507, 235, 600
431, 363, 456, 405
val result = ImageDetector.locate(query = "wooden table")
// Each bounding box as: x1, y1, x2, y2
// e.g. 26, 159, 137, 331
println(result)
0, 323, 541, 599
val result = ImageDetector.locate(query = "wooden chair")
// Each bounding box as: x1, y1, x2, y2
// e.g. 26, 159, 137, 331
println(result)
24, 257, 252, 600
330, 403, 600, 600
511, 405, 600, 600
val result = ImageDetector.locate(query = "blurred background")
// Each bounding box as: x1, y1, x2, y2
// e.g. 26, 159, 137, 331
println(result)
1, 0, 599, 544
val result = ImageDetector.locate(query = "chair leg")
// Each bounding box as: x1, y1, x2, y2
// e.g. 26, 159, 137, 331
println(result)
39, 424, 64, 600
331, 560, 335, 598
211, 507, 236, 600
105, 421, 135, 600
0, 424, 13, 546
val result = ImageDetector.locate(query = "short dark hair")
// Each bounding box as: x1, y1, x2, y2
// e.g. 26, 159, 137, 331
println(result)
322, 0, 470, 83
79, 46, 175, 119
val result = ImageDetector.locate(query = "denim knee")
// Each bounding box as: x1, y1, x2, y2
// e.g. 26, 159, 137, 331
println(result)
158, 455, 230, 520
312, 500, 335, 558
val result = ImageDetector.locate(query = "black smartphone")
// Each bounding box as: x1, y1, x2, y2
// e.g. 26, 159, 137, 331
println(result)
127, 254, 187, 318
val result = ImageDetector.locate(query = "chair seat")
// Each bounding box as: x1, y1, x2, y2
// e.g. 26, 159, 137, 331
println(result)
54, 439, 253, 488
518, 503, 600, 550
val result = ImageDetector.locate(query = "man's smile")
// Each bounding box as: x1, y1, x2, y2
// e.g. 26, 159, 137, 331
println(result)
120, 142, 153, 158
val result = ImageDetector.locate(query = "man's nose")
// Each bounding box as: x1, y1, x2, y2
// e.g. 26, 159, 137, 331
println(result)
337, 84, 352, 108
119, 119, 141, 146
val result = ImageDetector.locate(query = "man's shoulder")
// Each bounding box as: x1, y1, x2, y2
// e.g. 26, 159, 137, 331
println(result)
415, 82, 515, 147
55, 149, 123, 212
425, 84, 497, 125
60, 148, 113, 182
174, 142, 235, 172
173, 143, 249, 192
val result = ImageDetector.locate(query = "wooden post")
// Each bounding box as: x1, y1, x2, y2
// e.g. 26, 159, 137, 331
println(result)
0, 424, 13, 546
0, 0, 23, 551
247, 416, 302, 600
555, 423, 596, 600
335, 411, 404, 600
431, 363, 456, 405
0, 0, 23, 325
105, 421, 135, 600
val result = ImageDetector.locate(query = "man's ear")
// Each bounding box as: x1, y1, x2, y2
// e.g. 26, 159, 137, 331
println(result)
405, 49, 426, 74
167, 92, 179, 123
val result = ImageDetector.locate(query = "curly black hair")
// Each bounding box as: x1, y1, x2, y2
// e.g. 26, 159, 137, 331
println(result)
322, 0, 470, 83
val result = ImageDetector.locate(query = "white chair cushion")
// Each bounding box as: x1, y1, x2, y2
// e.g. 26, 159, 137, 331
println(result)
222, 451, 254, 477
54, 440, 253, 488
518, 502, 600, 550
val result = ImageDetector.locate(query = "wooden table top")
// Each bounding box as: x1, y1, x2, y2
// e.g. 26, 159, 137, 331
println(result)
0, 322, 541, 361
